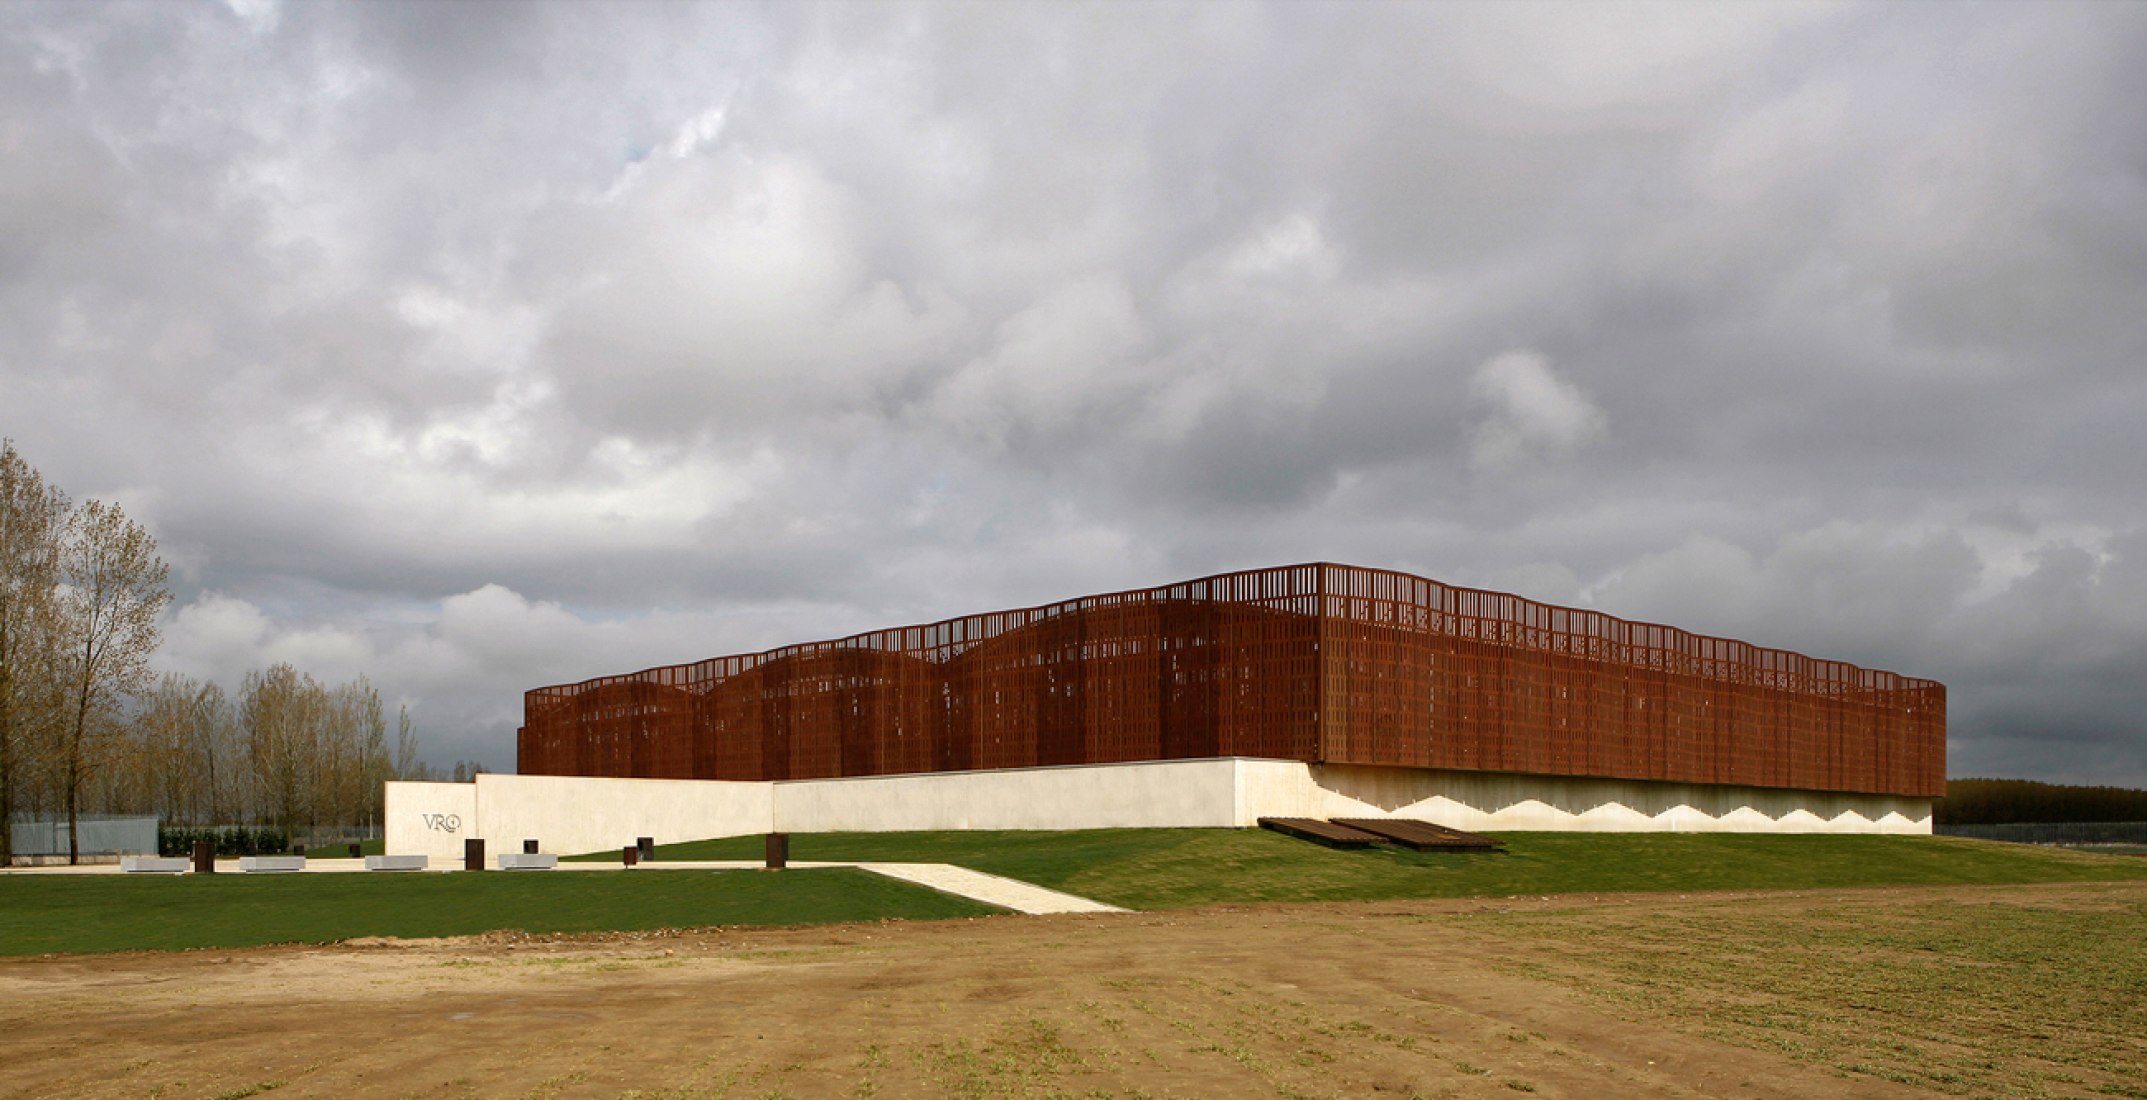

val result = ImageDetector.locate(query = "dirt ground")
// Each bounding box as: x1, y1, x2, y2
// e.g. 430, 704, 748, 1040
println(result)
0, 884, 2099, 1100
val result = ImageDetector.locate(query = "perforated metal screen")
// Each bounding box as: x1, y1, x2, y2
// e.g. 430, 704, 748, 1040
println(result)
518, 563, 1944, 798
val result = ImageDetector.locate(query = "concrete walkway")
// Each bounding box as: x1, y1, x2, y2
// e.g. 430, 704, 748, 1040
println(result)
852, 862, 1128, 915
4, 856, 1131, 916
553, 859, 1127, 915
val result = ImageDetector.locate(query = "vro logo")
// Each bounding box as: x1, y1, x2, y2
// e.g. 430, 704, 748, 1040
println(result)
421, 813, 462, 833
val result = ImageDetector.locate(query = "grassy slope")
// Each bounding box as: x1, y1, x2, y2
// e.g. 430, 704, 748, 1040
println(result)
12, 831, 2141, 957
585, 828, 2147, 909
0, 868, 998, 957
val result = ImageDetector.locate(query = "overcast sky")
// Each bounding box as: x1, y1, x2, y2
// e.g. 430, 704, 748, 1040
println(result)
4, 1, 2144, 784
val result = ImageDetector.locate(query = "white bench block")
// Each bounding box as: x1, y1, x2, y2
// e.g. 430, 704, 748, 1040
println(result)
365, 854, 429, 871
239, 855, 306, 873
497, 853, 558, 870
121, 856, 190, 873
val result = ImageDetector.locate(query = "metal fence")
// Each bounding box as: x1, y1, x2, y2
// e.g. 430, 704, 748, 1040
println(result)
519, 562, 1945, 798
8, 814, 158, 857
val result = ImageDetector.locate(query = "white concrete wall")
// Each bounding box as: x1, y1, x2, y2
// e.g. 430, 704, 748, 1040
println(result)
773, 758, 1244, 832
388, 759, 1931, 858
1294, 763, 1933, 834
475, 773, 774, 856
1231, 759, 1334, 825
384, 781, 478, 863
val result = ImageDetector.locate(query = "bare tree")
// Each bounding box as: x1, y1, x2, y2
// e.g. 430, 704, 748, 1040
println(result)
357, 681, 389, 830
243, 663, 310, 832
0, 442, 68, 864
190, 679, 238, 823
394, 704, 418, 780
53, 499, 170, 863
123, 672, 240, 823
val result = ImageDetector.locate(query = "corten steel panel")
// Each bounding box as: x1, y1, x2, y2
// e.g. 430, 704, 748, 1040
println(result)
518, 562, 1946, 798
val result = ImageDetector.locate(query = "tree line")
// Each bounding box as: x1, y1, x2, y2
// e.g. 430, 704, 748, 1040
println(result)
1937, 778, 2147, 825
2, 441, 443, 863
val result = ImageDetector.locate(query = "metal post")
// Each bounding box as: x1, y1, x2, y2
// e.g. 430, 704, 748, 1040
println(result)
464, 837, 484, 872
764, 832, 788, 870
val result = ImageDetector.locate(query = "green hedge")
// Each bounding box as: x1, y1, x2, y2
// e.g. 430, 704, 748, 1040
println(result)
157, 825, 288, 857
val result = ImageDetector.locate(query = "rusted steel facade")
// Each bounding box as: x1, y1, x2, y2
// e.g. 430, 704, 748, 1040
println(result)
518, 563, 1946, 798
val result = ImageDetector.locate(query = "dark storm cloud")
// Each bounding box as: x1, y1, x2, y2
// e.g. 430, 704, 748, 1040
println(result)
3, 1, 2143, 781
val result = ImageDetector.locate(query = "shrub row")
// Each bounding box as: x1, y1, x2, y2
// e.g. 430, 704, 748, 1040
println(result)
1938, 778, 2147, 825
157, 825, 290, 857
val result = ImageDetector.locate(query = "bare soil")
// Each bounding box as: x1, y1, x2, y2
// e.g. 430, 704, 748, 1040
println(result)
7, 884, 2111, 1100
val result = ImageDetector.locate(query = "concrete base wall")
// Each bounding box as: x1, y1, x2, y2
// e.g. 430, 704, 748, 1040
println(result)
773, 758, 1243, 832
384, 759, 1933, 857
1295, 764, 1932, 834
478, 774, 772, 860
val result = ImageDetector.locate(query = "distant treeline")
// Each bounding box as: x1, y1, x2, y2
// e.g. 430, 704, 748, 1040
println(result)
1937, 778, 2147, 825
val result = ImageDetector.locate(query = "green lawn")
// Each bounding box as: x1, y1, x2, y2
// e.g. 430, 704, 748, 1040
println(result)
0, 868, 999, 956
11, 830, 2141, 957
578, 828, 2147, 910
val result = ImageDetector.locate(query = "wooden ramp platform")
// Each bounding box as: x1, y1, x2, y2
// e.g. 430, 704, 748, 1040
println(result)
1257, 817, 1386, 849
1331, 818, 1505, 851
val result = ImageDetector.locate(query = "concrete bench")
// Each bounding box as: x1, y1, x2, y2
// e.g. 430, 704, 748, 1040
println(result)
365, 854, 429, 871
497, 853, 557, 870
121, 856, 190, 873
239, 855, 306, 873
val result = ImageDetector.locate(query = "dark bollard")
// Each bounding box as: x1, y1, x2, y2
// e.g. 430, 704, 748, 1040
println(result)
349, 842, 362, 858
764, 832, 788, 870
464, 837, 485, 872
191, 839, 215, 874
636, 836, 654, 862
523, 838, 539, 855
622, 845, 639, 867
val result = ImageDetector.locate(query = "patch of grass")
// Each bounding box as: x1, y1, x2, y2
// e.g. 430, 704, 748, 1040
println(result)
0, 868, 999, 956
207, 1083, 285, 1100
917, 1014, 1084, 1099
1458, 885, 2147, 1098
577, 828, 2147, 909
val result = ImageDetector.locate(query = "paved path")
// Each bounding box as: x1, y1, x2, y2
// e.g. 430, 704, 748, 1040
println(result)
5, 856, 1131, 916
555, 859, 1127, 915
851, 862, 1128, 915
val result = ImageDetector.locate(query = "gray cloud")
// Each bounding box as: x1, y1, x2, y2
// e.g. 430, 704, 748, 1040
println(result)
3, 0, 2143, 782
